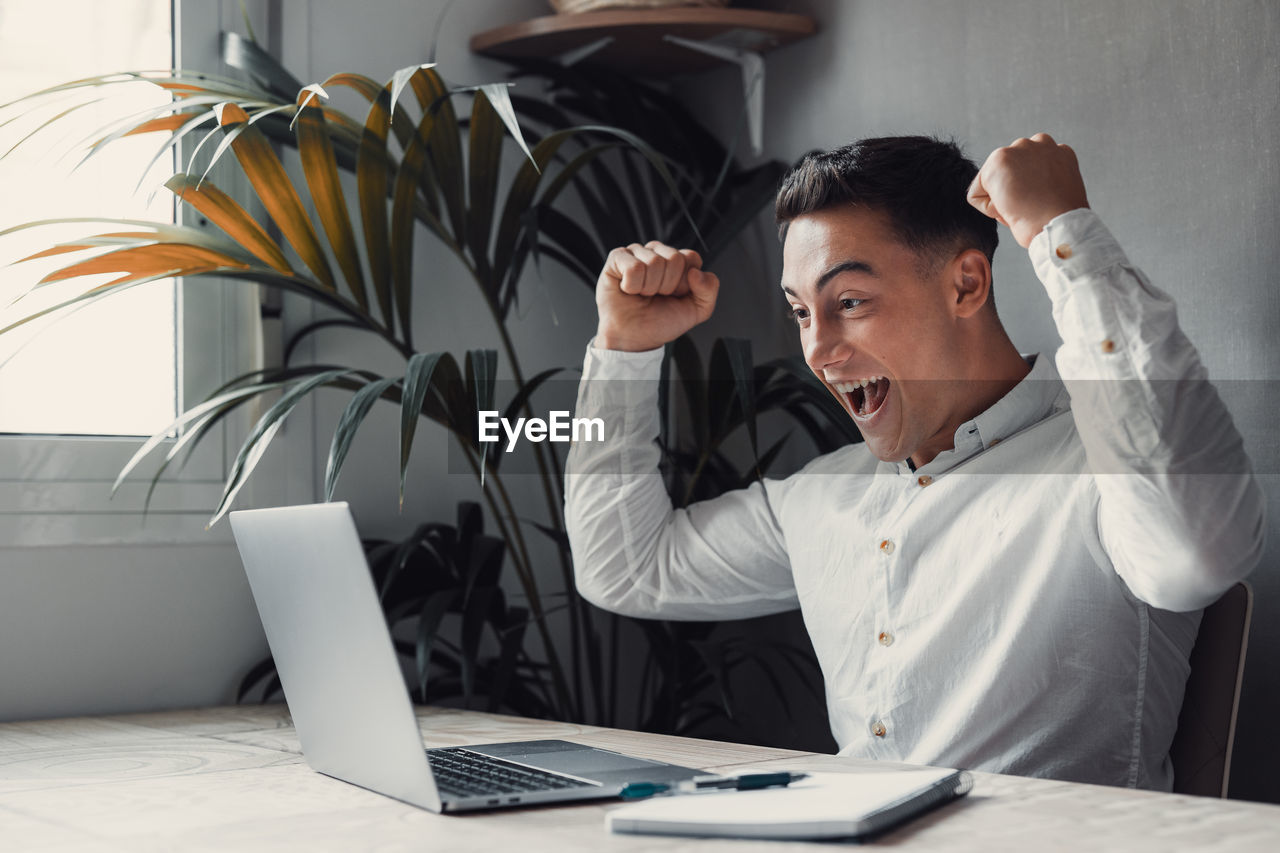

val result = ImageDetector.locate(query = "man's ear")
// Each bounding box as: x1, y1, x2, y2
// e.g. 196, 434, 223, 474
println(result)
949, 249, 992, 319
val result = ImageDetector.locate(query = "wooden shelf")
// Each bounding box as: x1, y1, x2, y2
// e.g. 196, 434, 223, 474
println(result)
470, 8, 816, 77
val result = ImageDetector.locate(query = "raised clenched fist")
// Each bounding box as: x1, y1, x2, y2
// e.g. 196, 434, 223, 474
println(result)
967, 133, 1090, 248
594, 241, 720, 352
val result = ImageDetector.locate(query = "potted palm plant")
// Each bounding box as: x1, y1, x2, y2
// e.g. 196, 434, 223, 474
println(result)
0, 29, 853, 738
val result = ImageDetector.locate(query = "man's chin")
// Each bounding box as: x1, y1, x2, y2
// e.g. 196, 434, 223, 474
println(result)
855, 429, 908, 464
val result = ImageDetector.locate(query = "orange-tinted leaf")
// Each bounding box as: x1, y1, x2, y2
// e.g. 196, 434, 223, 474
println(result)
20, 243, 104, 261
410, 67, 465, 245
214, 101, 336, 289
39, 243, 249, 285
356, 85, 394, 326
155, 82, 214, 93
122, 114, 192, 136
295, 96, 368, 312
322, 72, 415, 150
165, 173, 291, 273
96, 231, 157, 240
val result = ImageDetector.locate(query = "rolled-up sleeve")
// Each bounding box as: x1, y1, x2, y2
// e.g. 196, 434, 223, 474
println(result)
564, 342, 798, 620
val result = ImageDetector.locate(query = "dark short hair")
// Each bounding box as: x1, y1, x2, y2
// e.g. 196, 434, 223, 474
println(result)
775, 136, 998, 269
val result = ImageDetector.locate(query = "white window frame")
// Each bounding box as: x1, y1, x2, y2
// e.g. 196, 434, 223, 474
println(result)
0, 0, 307, 546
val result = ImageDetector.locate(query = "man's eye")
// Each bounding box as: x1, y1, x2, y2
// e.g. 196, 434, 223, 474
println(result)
840, 298, 863, 311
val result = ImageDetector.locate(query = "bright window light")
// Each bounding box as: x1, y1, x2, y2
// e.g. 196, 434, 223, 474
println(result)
0, 0, 176, 437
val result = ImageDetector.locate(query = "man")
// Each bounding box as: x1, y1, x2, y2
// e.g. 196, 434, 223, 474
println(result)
564, 134, 1265, 789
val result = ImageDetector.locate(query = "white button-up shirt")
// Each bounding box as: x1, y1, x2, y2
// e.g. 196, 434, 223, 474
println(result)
565, 210, 1265, 789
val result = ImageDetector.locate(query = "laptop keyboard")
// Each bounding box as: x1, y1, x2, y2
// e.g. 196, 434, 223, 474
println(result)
426, 747, 592, 797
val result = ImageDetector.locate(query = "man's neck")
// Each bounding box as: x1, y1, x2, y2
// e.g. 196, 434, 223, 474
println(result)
909, 335, 1032, 469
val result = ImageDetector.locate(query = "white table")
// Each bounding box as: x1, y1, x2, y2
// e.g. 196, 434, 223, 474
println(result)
1, 705, 1277, 851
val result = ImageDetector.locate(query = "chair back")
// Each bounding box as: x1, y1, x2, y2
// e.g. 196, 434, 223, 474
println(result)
1169, 581, 1253, 797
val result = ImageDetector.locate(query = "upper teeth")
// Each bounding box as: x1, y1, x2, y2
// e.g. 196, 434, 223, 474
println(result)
832, 377, 884, 394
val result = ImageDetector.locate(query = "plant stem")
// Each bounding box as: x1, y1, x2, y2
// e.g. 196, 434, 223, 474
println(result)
455, 437, 576, 719
475, 277, 586, 721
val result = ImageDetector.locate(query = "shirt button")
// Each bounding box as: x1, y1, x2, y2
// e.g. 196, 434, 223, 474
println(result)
879, 539, 895, 555
872, 721, 887, 738
1055, 243, 1073, 259
1101, 338, 1116, 354
916, 475, 933, 487
878, 631, 894, 646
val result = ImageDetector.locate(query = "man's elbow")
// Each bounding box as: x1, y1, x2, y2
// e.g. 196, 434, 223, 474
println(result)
1128, 513, 1266, 612
573, 568, 660, 619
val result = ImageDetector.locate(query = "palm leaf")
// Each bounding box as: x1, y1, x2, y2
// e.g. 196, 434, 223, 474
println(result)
293, 87, 368, 311
523, 204, 604, 294
467, 87, 505, 282
390, 63, 434, 119
283, 318, 375, 363
322, 71, 417, 153
78, 94, 240, 171
354, 81, 395, 326
716, 338, 758, 463
1, 97, 109, 160
669, 336, 708, 448
213, 101, 336, 289
114, 363, 350, 501
487, 605, 528, 714
164, 173, 292, 272
325, 376, 400, 501
399, 352, 447, 507
34, 242, 248, 285
491, 131, 611, 293
415, 589, 458, 699
488, 367, 564, 474
135, 110, 218, 193
220, 31, 304, 100
460, 585, 495, 704
479, 83, 535, 166
465, 349, 498, 487
410, 68, 466, 246
209, 368, 355, 526
195, 102, 294, 187
389, 69, 455, 347
121, 113, 193, 137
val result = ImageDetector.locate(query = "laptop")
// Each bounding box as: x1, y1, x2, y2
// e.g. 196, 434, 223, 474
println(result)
229, 502, 702, 813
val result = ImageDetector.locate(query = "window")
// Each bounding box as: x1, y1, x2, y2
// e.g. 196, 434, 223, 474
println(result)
0, 0, 291, 544
0, 0, 177, 436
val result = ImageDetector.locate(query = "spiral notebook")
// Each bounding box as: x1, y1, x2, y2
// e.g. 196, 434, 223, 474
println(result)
606, 767, 973, 840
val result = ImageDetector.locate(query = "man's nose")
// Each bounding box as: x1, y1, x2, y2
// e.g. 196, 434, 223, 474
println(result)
803, 316, 852, 374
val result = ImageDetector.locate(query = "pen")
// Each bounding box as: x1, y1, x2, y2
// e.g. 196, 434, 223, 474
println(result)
619, 772, 809, 799
682, 771, 810, 792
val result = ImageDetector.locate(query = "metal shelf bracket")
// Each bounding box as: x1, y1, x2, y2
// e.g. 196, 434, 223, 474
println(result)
663, 35, 766, 155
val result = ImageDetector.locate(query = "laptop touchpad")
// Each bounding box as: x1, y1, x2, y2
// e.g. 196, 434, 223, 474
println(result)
468, 741, 675, 777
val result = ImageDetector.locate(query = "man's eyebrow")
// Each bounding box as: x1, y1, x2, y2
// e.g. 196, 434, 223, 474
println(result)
781, 259, 876, 297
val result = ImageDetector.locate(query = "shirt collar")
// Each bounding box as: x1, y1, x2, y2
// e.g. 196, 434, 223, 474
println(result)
893, 354, 1067, 477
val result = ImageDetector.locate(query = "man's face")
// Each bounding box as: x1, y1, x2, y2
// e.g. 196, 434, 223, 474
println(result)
781, 206, 969, 464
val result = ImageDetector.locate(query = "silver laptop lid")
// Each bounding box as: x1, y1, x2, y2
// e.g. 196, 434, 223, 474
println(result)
230, 502, 441, 811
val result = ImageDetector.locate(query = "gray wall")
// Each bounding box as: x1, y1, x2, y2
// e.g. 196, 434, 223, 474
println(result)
687, 0, 1279, 802
0, 543, 265, 720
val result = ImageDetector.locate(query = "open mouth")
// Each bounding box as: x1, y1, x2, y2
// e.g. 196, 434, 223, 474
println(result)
832, 377, 890, 419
